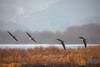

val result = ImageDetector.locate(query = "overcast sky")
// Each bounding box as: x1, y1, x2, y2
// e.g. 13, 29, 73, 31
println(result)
0, 0, 100, 32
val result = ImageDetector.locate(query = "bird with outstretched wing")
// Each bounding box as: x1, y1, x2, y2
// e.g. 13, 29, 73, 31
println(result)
79, 37, 87, 48
7, 31, 18, 42
26, 32, 37, 43
57, 39, 66, 50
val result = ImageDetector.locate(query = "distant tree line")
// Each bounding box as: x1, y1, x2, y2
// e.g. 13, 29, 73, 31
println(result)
0, 23, 100, 44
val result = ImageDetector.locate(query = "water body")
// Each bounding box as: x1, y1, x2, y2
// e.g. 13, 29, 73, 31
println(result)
0, 44, 97, 49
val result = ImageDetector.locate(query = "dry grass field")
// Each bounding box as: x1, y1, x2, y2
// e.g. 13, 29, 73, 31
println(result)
0, 45, 100, 67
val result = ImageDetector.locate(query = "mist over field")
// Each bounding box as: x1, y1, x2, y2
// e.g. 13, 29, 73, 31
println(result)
0, 23, 100, 44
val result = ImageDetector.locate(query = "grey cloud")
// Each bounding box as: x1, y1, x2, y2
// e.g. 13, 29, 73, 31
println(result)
0, 20, 26, 31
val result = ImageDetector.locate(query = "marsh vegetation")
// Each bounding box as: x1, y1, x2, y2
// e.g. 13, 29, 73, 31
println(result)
0, 45, 100, 67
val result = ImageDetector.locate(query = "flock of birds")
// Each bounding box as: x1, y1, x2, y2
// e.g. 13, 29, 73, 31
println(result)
7, 31, 87, 50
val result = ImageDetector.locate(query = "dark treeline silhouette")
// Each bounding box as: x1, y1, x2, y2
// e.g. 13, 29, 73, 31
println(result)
0, 23, 100, 44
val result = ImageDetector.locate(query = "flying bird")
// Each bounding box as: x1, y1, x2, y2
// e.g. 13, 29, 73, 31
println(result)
79, 37, 87, 48
26, 32, 37, 43
7, 31, 18, 42
57, 39, 66, 50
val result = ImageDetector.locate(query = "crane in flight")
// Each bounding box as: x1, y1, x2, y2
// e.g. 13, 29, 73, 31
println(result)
26, 32, 37, 43
79, 37, 87, 48
7, 31, 18, 42
56, 39, 66, 50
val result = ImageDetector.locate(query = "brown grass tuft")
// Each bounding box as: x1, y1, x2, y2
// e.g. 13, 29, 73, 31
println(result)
0, 45, 100, 67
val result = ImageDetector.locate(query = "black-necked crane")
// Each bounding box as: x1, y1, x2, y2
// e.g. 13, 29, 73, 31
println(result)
26, 32, 37, 43
79, 37, 87, 48
56, 39, 66, 50
7, 31, 18, 42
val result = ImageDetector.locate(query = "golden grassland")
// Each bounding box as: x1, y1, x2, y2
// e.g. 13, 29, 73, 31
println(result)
0, 45, 100, 67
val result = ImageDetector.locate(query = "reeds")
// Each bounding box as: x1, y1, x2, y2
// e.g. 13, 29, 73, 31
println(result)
0, 45, 100, 67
